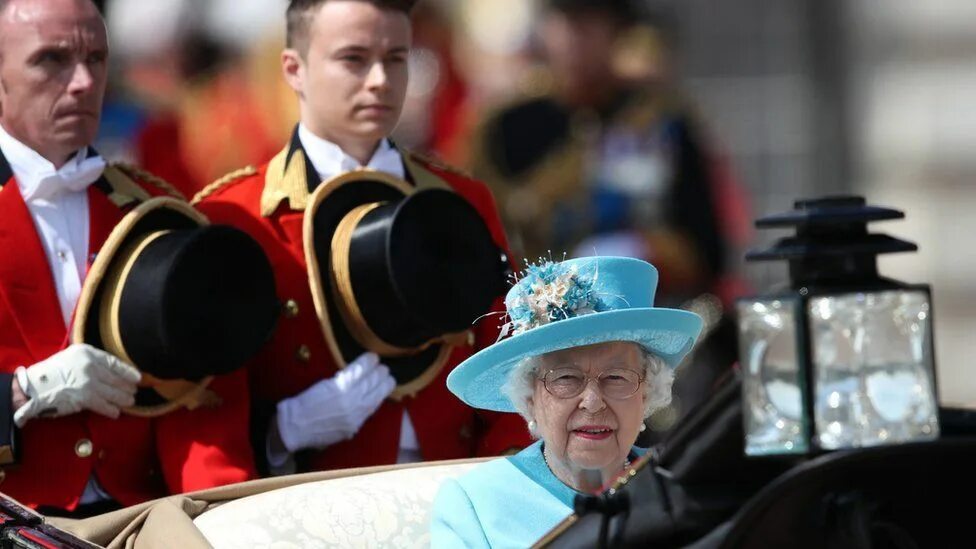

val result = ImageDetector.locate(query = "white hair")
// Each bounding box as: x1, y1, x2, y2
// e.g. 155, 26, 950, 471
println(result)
501, 343, 673, 438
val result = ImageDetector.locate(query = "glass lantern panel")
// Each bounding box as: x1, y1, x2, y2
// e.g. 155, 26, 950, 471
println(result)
737, 297, 808, 456
809, 290, 939, 450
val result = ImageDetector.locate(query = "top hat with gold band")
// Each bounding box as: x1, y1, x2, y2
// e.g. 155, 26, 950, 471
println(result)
72, 197, 279, 417
304, 170, 509, 400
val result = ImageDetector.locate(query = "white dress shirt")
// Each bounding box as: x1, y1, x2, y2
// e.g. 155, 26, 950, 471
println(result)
0, 124, 111, 504
0, 124, 105, 325
299, 125, 421, 464
298, 124, 406, 181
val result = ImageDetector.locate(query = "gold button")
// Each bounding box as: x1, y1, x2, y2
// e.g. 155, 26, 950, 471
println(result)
296, 345, 311, 362
283, 299, 300, 318
75, 438, 93, 458
0, 469, 5, 484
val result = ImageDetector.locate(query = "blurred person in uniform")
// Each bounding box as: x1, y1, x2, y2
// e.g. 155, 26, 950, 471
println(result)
392, 1, 471, 162
193, 0, 531, 475
469, 0, 751, 438
103, 0, 210, 197
0, 0, 256, 515
176, 0, 296, 190
470, 0, 750, 310
105, 0, 293, 198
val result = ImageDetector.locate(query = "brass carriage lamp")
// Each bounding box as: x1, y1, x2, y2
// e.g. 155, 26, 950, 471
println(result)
737, 196, 939, 456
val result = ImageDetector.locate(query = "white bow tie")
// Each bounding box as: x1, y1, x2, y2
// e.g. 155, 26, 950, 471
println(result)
26, 155, 106, 202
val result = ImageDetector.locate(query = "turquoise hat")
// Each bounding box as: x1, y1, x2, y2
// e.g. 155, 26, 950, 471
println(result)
447, 256, 704, 412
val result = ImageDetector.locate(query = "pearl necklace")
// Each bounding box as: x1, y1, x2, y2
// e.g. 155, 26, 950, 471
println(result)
542, 448, 632, 480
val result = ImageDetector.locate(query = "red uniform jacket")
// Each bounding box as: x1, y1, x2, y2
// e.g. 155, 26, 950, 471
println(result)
194, 133, 531, 472
0, 155, 256, 511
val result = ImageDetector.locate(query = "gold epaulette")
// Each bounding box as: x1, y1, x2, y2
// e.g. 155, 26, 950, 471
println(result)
404, 149, 472, 180
111, 162, 186, 201
102, 165, 152, 208
191, 165, 259, 205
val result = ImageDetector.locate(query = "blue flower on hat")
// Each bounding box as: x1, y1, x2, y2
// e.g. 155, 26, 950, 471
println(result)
505, 261, 606, 335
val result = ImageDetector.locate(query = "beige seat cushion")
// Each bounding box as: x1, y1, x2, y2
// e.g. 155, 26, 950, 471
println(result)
193, 461, 482, 548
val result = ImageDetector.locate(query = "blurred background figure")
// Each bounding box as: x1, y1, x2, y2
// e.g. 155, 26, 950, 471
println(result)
102, 0, 293, 197
467, 0, 751, 312
392, 0, 472, 161
464, 0, 751, 435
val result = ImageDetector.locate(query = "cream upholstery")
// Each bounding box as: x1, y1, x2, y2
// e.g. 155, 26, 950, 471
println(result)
193, 461, 484, 548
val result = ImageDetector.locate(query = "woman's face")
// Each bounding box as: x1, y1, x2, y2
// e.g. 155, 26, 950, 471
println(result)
528, 341, 646, 477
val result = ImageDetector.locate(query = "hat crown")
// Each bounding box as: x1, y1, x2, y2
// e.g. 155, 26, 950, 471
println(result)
505, 257, 658, 335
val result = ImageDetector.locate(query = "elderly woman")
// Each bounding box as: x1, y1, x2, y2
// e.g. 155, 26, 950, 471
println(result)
430, 256, 702, 547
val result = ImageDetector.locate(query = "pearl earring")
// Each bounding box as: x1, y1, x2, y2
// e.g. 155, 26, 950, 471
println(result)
639, 423, 647, 432
528, 420, 537, 431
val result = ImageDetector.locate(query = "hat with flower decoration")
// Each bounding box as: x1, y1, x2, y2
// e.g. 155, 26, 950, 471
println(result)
447, 256, 703, 412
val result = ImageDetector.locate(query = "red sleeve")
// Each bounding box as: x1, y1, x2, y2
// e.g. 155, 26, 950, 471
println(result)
445, 174, 533, 455
467, 182, 512, 261
436, 172, 518, 351
431, 169, 515, 262
469, 181, 512, 257
154, 369, 257, 493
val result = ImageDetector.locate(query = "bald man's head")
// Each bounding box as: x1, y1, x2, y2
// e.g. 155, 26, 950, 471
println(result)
0, 0, 108, 166
0, 0, 104, 68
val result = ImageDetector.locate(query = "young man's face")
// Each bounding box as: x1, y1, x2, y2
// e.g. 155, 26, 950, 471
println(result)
0, 0, 108, 165
284, 1, 411, 149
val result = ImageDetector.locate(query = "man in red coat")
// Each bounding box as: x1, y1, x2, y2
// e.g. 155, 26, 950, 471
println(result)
194, 0, 530, 474
0, 0, 255, 515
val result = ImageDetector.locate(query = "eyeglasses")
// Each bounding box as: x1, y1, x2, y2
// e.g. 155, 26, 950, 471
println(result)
539, 367, 644, 400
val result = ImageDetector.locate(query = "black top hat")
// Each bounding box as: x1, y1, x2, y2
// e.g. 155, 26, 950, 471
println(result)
72, 198, 279, 416
304, 171, 508, 399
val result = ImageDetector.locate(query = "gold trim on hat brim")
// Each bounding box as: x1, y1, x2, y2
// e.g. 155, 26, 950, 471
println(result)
99, 230, 169, 366
71, 197, 213, 417
303, 169, 458, 401
329, 203, 468, 358
124, 374, 218, 418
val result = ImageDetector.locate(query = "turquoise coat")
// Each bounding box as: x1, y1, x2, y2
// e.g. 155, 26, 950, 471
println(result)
430, 440, 575, 547
430, 440, 645, 548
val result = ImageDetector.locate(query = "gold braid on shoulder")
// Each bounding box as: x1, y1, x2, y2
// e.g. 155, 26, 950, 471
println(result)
405, 149, 472, 179
112, 162, 186, 201
191, 166, 259, 205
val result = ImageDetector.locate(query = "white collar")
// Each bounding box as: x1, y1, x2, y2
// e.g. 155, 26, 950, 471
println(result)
0, 123, 104, 201
297, 123, 405, 182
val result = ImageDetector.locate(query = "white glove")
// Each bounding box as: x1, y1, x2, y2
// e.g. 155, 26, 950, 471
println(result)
276, 352, 396, 452
13, 344, 141, 427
